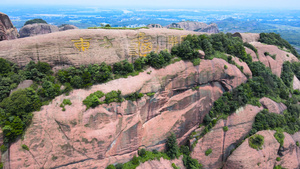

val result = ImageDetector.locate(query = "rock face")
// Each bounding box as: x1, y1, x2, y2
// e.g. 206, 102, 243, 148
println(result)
59, 24, 79, 31
0, 12, 19, 41
0, 29, 202, 69
191, 104, 263, 169
232, 32, 260, 43
259, 97, 287, 114
224, 130, 280, 169
5, 59, 247, 169
165, 21, 219, 33
293, 75, 300, 90
147, 24, 163, 28
225, 130, 300, 169
246, 42, 298, 77
19, 23, 59, 38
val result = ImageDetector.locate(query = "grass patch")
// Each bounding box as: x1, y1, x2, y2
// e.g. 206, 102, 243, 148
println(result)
223, 126, 228, 132
60, 99, 72, 111
205, 148, 212, 156
22, 144, 29, 151
249, 134, 264, 150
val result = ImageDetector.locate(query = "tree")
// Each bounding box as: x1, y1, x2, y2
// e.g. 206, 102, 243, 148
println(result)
24, 19, 47, 26
166, 132, 179, 159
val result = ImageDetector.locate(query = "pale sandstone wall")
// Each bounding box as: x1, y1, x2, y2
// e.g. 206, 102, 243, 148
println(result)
0, 29, 203, 69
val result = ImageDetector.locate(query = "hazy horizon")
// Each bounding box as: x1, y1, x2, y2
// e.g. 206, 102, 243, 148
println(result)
1, 0, 300, 10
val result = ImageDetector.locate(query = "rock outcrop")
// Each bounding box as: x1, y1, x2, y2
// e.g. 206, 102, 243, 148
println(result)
245, 42, 298, 77
0, 12, 19, 41
232, 32, 260, 43
191, 104, 263, 169
0, 29, 202, 69
165, 21, 219, 33
5, 58, 247, 169
147, 24, 163, 28
19, 23, 59, 38
293, 75, 300, 90
59, 24, 79, 31
224, 130, 279, 169
259, 97, 287, 114
137, 156, 185, 169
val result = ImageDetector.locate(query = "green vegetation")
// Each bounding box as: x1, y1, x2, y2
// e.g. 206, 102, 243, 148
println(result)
205, 148, 212, 156
248, 134, 264, 150
83, 91, 105, 109
0, 162, 3, 169
21, 144, 29, 151
166, 133, 180, 159
281, 61, 294, 89
274, 165, 287, 169
146, 50, 172, 69
244, 42, 258, 54
60, 99, 72, 111
264, 52, 276, 60
146, 92, 155, 97
274, 131, 285, 146
276, 157, 281, 161
223, 126, 228, 132
168, 27, 184, 30
125, 92, 144, 101
0, 145, 7, 153
259, 32, 300, 58
192, 58, 201, 66
24, 18, 47, 26
296, 141, 300, 146
224, 65, 228, 69
172, 163, 180, 169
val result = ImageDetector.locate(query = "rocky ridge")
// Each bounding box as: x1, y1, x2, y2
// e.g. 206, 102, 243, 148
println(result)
165, 21, 219, 33
19, 23, 59, 38
0, 12, 19, 41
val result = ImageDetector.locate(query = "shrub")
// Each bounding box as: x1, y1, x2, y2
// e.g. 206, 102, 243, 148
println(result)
192, 58, 201, 66
83, 91, 105, 109
276, 157, 281, 161
205, 148, 212, 156
0, 145, 7, 153
249, 134, 264, 150
180, 145, 190, 156
224, 65, 228, 69
146, 92, 155, 97
104, 90, 123, 104
24, 18, 47, 26
132, 155, 140, 165
22, 144, 29, 151
152, 149, 158, 154
182, 155, 202, 169
115, 163, 123, 169
60, 99, 72, 111
172, 163, 180, 169
223, 126, 228, 132
274, 131, 285, 146
243, 42, 258, 53
166, 133, 179, 159
125, 92, 144, 101
106, 164, 116, 169
138, 148, 147, 157
296, 141, 299, 146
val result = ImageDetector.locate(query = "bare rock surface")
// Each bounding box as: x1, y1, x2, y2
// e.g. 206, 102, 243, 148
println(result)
191, 104, 263, 169
259, 97, 287, 114
59, 24, 79, 31
0, 12, 19, 41
6, 59, 247, 169
247, 42, 298, 77
0, 28, 202, 68
165, 21, 219, 33
224, 130, 279, 169
293, 75, 300, 90
10, 80, 33, 95
232, 32, 260, 43
137, 156, 185, 169
19, 23, 59, 38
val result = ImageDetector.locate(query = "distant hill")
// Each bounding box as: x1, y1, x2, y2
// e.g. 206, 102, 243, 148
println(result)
165, 21, 220, 33
213, 17, 276, 33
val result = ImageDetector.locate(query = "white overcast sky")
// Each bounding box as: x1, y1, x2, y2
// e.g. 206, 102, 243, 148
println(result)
2, 0, 300, 9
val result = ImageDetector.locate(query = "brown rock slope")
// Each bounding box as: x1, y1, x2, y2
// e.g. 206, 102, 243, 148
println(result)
165, 21, 219, 33
224, 130, 279, 169
0, 12, 19, 41
259, 97, 287, 114
0, 29, 202, 68
232, 32, 260, 43
245, 42, 298, 77
4, 59, 247, 169
19, 23, 59, 38
191, 104, 263, 169
136, 156, 185, 169
225, 131, 300, 169
59, 24, 79, 31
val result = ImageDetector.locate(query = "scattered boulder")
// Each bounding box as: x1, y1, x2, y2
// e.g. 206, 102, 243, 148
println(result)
224, 130, 279, 169
59, 24, 79, 31
198, 50, 205, 59
259, 97, 287, 114
0, 12, 19, 41
19, 23, 59, 38
147, 24, 163, 28
293, 75, 300, 91
165, 21, 219, 33
233, 32, 260, 43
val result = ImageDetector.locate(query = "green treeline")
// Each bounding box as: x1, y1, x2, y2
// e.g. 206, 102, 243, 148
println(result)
259, 32, 300, 58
